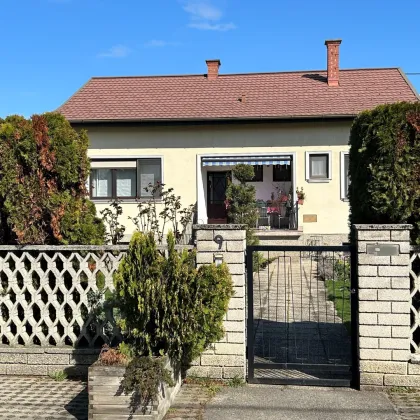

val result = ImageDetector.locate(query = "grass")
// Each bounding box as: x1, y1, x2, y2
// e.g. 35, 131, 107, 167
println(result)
48, 370, 68, 381
184, 376, 224, 397
185, 374, 245, 397
325, 279, 351, 334
388, 386, 420, 394
227, 375, 245, 388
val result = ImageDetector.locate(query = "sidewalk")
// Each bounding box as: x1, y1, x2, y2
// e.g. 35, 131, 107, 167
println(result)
203, 385, 398, 420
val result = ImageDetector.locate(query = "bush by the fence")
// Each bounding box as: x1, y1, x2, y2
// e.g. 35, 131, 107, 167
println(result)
113, 231, 234, 364
349, 102, 420, 243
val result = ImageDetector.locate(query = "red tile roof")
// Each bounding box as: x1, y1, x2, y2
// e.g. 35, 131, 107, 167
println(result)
58, 68, 419, 122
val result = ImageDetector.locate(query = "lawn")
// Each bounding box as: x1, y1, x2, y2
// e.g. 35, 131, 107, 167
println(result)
325, 279, 351, 334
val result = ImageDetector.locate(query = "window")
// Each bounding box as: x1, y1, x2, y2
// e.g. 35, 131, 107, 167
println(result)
306, 152, 332, 182
273, 164, 291, 182
90, 158, 162, 199
252, 165, 263, 182
341, 152, 350, 200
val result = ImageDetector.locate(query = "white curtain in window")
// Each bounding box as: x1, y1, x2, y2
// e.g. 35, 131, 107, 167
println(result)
139, 160, 161, 197
310, 155, 327, 178
116, 169, 136, 197
92, 169, 111, 197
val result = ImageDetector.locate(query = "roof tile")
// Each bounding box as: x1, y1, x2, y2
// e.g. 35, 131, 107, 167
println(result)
58, 69, 419, 121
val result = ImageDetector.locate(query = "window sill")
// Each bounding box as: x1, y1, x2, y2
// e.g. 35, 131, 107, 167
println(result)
91, 198, 162, 204
305, 179, 331, 183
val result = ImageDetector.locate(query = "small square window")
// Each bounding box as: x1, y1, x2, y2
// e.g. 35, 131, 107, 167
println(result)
306, 152, 331, 181
273, 164, 291, 182
252, 165, 263, 182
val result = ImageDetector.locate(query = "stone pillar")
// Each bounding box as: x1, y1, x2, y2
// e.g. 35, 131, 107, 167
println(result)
354, 224, 420, 388
190, 224, 246, 380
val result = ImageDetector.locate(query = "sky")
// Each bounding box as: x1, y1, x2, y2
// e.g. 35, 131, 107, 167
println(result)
1, 0, 419, 118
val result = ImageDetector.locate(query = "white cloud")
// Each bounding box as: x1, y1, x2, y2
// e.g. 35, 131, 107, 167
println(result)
144, 40, 180, 48
97, 45, 131, 58
182, 1, 236, 31
188, 22, 236, 31
183, 1, 222, 21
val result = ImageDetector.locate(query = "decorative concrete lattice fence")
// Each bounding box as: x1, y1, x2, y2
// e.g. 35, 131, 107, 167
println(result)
410, 248, 420, 354
0, 244, 192, 376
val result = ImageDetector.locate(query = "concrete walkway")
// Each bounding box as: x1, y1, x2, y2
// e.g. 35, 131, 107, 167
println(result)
204, 385, 398, 420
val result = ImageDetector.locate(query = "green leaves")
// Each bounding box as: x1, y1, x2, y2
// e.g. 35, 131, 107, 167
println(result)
349, 102, 420, 243
113, 231, 234, 366
0, 112, 105, 245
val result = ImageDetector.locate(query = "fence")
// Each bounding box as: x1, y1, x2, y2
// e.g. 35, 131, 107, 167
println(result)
0, 226, 246, 379
0, 245, 193, 349
410, 247, 420, 354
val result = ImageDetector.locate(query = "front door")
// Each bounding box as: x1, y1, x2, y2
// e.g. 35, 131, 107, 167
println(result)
207, 172, 229, 224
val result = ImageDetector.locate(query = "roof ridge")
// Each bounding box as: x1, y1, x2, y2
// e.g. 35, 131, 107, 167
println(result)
89, 67, 401, 80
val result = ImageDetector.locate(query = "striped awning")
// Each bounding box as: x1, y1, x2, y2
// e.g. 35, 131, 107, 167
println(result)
202, 155, 291, 167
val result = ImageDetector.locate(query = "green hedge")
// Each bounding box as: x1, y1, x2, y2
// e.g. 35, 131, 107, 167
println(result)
0, 113, 105, 244
349, 102, 420, 243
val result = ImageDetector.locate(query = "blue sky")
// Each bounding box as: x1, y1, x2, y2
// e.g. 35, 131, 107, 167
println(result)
1, 0, 419, 117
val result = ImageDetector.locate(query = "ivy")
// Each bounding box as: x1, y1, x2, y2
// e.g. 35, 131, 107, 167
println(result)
349, 102, 420, 243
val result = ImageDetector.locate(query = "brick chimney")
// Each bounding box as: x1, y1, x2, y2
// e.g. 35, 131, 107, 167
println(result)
206, 59, 221, 80
325, 39, 342, 87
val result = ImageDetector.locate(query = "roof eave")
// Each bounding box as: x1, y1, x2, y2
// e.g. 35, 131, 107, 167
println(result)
66, 114, 357, 125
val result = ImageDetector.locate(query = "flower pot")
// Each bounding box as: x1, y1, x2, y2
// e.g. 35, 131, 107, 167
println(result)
88, 356, 181, 420
298, 199, 304, 205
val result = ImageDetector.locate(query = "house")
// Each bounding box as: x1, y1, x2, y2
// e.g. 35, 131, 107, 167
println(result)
58, 39, 419, 245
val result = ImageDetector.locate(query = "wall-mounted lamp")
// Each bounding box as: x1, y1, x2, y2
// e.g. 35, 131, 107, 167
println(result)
214, 253, 224, 267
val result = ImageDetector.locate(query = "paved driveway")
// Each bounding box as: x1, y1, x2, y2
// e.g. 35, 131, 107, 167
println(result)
204, 385, 398, 420
0, 376, 87, 419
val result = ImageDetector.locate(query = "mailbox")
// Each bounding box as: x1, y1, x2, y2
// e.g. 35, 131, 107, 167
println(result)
366, 243, 400, 256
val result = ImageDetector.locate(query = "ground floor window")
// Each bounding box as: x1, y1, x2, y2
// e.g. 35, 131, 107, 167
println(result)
252, 165, 264, 182
90, 158, 162, 199
341, 152, 350, 200
273, 163, 291, 182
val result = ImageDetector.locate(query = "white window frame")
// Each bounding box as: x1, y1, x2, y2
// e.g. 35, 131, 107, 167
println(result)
88, 156, 164, 201
305, 151, 332, 183
340, 151, 350, 201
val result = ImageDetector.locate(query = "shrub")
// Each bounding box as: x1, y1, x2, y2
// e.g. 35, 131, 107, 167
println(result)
121, 357, 174, 414
0, 113, 105, 244
349, 102, 420, 243
226, 164, 258, 243
113, 231, 234, 364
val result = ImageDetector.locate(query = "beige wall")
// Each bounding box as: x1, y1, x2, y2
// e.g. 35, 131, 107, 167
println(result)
83, 120, 351, 236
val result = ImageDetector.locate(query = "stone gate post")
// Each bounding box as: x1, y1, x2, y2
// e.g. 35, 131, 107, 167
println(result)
354, 224, 420, 388
191, 224, 246, 380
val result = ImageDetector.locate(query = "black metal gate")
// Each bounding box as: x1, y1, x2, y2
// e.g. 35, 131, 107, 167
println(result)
246, 245, 358, 387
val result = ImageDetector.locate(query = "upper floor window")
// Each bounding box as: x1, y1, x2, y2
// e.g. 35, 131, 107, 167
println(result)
90, 158, 162, 199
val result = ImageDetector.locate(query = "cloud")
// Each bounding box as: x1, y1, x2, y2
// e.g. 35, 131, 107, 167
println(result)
97, 45, 131, 58
183, 1, 222, 21
188, 22, 236, 31
182, 1, 236, 31
144, 40, 180, 48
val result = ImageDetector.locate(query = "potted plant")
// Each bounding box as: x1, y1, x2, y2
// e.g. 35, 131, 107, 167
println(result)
296, 187, 306, 205
88, 231, 233, 419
